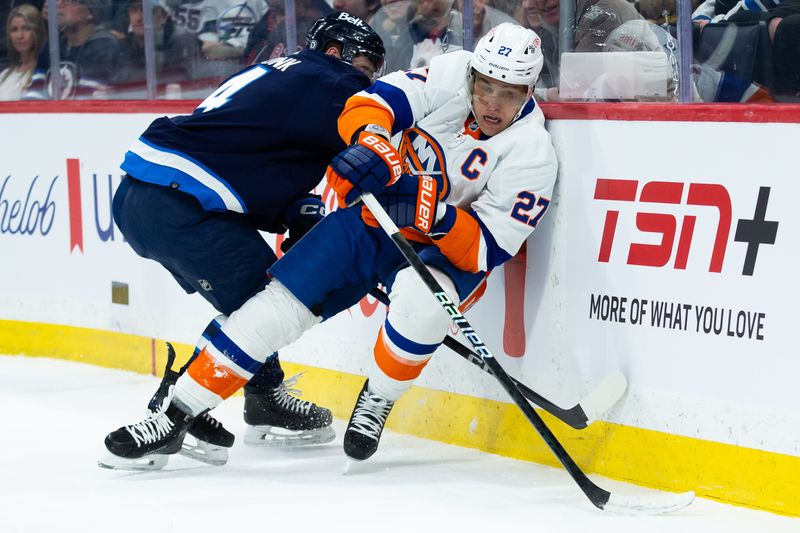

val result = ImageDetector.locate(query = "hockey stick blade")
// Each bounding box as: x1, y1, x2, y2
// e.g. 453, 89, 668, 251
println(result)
367, 288, 627, 429
361, 194, 694, 515
603, 490, 696, 516
577, 371, 627, 426
442, 333, 626, 429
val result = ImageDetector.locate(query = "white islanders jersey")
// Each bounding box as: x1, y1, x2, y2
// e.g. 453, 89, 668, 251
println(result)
349, 50, 558, 273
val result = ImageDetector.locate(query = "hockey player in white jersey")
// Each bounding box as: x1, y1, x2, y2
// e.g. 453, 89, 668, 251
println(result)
103, 22, 558, 464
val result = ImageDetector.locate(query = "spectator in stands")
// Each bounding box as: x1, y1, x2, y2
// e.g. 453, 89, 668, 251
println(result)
117, 0, 195, 88
491, 0, 519, 17
244, 0, 330, 62
636, 0, 679, 26
695, 0, 799, 97
469, 0, 516, 40
530, 0, 643, 91
109, 0, 137, 36
150, 0, 264, 84
766, 0, 799, 96
25, 0, 124, 98
690, 0, 794, 97
407, 0, 463, 69
0, 3, 44, 99
198, 0, 265, 61
692, 0, 779, 24
516, 0, 541, 32
0, 0, 43, 69
332, 0, 380, 22
370, 0, 415, 72
605, 18, 773, 102
119, 0, 170, 73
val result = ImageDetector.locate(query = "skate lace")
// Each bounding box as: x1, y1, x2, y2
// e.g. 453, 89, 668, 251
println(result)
350, 390, 393, 440
125, 411, 174, 448
273, 373, 312, 415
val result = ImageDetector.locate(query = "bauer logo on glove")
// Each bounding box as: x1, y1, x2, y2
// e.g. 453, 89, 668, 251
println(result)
325, 132, 404, 207
362, 173, 440, 234
415, 174, 437, 232
359, 134, 403, 181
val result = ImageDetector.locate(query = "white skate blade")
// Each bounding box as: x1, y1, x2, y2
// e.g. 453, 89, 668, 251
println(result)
603, 490, 695, 516
179, 436, 229, 466
97, 452, 169, 471
244, 425, 335, 448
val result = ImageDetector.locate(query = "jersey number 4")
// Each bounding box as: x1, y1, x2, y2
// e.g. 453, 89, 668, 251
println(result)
511, 191, 550, 228
197, 65, 270, 113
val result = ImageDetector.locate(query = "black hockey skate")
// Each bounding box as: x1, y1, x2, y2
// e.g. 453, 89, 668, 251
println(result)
145, 343, 235, 466
98, 343, 234, 471
99, 402, 194, 471
243, 374, 335, 448
343, 380, 395, 461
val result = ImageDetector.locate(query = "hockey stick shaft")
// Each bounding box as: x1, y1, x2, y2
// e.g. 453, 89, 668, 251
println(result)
361, 194, 611, 510
367, 287, 593, 429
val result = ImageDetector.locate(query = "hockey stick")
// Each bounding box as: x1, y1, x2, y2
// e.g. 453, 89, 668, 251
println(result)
367, 287, 626, 430
362, 193, 694, 515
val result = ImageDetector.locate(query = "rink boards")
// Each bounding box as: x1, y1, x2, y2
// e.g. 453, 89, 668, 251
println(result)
0, 102, 798, 516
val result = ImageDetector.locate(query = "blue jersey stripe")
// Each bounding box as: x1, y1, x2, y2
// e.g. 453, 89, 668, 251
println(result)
366, 81, 414, 134
209, 330, 263, 375
472, 211, 512, 270
122, 151, 231, 212
385, 319, 440, 355
135, 137, 248, 213
516, 98, 536, 123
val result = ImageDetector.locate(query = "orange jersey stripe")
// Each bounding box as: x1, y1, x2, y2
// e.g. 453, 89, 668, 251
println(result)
186, 348, 248, 400
459, 276, 488, 313
373, 328, 430, 381
338, 95, 394, 144
435, 209, 482, 273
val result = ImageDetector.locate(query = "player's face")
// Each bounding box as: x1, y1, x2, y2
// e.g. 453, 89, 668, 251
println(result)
471, 73, 529, 136
352, 54, 378, 80
8, 16, 35, 55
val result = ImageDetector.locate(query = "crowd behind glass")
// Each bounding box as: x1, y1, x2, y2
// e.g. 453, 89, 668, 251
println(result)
0, 0, 797, 102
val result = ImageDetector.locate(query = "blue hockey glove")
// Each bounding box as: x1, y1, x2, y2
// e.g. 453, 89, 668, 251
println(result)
325, 132, 403, 207
362, 174, 440, 233
280, 194, 326, 253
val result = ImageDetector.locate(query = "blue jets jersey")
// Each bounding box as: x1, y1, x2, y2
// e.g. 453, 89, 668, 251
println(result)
121, 49, 370, 232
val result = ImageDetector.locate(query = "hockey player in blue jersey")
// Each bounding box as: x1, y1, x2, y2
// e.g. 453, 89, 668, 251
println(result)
98, 12, 385, 471
103, 23, 558, 466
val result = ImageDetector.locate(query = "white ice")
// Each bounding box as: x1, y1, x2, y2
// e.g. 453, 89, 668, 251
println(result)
1, 355, 797, 533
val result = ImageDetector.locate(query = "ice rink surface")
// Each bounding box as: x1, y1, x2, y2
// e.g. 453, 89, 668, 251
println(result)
1, 355, 797, 533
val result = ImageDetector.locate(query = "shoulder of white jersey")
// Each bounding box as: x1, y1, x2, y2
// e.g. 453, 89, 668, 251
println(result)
425, 50, 472, 89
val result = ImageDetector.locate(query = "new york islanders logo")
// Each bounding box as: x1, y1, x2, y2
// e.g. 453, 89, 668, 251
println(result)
400, 127, 449, 199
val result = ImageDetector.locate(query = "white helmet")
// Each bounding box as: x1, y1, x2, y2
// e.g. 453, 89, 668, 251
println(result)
470, 23, 544, 91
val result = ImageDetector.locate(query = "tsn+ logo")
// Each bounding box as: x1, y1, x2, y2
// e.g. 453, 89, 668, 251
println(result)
593, 178, 778, 276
